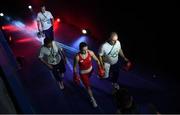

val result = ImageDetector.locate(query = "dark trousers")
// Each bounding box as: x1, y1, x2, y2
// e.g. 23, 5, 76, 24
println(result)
109, 60, 121, 83
43, 26, 54, 40
51, 60, 66, 82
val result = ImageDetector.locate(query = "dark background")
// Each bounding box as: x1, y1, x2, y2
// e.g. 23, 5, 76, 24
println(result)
0, 0, 178, 77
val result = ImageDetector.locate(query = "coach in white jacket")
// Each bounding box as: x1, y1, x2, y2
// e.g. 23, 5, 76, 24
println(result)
99, 32, 129, 89
37, 5, 54, 40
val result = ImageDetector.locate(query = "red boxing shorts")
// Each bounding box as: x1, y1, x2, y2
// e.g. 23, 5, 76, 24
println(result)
80, 70, 93, 89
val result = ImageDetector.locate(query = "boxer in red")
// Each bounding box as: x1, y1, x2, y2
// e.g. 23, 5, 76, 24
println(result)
73, 42, 103, 108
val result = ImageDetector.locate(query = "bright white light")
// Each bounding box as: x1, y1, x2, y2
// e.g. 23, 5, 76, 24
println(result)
82, 29, 87, 34
28, 5, 32, 9
57, 18, 60, 22
0, 13, 4, 17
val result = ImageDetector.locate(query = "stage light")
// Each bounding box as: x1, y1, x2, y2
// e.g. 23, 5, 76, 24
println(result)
82, 29, 87, 34
0, 13, 4, 17
56, 18, 60, 22
28, 5, 32, 9
2, 26, 5, 30
9, 36, 12, 42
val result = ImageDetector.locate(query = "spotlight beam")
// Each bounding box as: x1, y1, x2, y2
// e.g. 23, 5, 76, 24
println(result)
56, 42, 78, 53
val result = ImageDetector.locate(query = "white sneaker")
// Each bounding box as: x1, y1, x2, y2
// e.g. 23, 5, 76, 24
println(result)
112, 83, 120, 90
59, 82, 64, 90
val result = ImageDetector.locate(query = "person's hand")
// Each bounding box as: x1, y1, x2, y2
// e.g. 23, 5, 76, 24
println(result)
38, 29, 43, 33
52, 25, 54, 31
123, 61, 132, 71
47, 64, 53, 69
98, 65, 105, 78
73, 73, 80, 85
124, 57, 129, 62
100, 62, 105, 70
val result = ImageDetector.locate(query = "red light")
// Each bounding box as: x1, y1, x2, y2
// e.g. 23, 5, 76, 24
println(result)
16, 38, 33, 43
1, 25, 20, 32
53, 18, 60, 31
